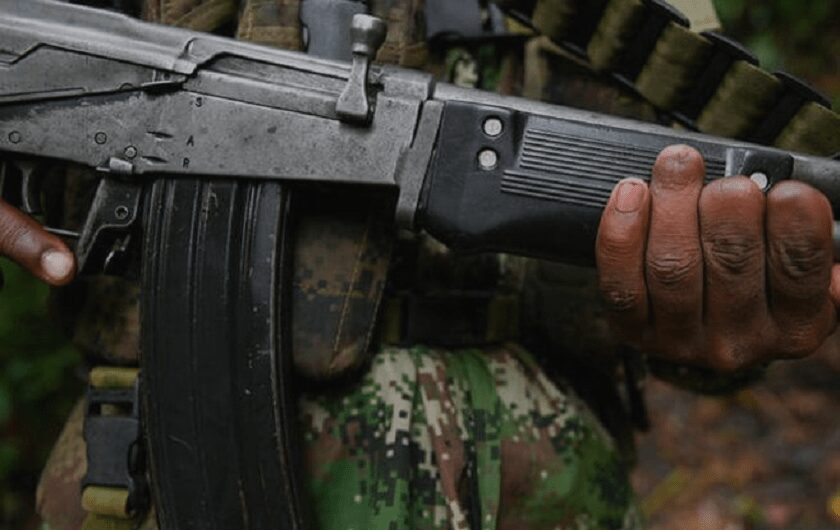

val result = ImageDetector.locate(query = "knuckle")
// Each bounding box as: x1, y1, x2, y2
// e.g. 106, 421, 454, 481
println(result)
780, 325, 824, 358
647, 251, 701, 287
649, 339, 696, 365
601, 284, 644, 314
778, 307, 835, 358
706, 234, 762, 275
773, 234, 830, 280
598, 229, 633, 257
709, 343, 752, 374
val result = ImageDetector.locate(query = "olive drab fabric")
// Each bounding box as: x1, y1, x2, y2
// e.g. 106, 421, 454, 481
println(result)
529, 0, 840, 157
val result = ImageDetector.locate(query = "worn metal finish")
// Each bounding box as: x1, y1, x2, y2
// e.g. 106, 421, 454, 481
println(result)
0, 2, 419, 187
336, 15, 388, 122
394, 101, 444, 228
1, 0, 839, 266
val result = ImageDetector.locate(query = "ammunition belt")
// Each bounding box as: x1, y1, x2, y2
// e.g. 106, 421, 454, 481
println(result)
526, 0, 840, 157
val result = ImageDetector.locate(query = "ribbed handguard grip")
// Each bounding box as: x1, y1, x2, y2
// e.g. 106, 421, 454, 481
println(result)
419, 101, 794, 263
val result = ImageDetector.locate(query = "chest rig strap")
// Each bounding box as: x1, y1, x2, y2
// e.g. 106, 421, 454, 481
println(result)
81, 367, 147, 530
522, 0, 839, 157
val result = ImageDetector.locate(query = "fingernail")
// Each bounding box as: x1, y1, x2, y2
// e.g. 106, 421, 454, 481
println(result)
41, 250, 73, 281
615, 181, 645, 213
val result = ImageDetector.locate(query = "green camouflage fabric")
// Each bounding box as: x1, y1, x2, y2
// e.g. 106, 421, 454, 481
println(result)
301, 345, 640, 530
37, 1, 651, 529
38, 346, 641, 530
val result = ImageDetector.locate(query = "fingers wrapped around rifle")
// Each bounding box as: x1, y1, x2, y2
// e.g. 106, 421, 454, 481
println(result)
643, 145, 706, 358
765, 181, 836, 358
597, 145, 839, 373
596, 178, 651, 339
698, 175, 767, 370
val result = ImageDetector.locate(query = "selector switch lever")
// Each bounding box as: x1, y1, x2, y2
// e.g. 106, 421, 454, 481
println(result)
336, 14, 387, 123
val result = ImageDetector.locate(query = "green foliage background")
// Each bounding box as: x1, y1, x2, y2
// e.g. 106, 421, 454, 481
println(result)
713, 0, 840, 108
0, 264, 82, 528
0, 0, 837, 527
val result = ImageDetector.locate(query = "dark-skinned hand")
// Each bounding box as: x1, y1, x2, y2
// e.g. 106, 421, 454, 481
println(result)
0, 198, 75, 287
597, 145, 839, 373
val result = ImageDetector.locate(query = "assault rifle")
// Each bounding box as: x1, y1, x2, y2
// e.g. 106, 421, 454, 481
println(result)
1, 1, 839, 528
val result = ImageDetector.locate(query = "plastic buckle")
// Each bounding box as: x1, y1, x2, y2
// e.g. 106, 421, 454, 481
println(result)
612, 0, 690, 88
749, 72, 832, 145
82, 373, 148, 518
671, 31, 759, 129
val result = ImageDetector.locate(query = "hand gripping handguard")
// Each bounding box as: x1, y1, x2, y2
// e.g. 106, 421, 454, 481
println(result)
1, 2, 839, 528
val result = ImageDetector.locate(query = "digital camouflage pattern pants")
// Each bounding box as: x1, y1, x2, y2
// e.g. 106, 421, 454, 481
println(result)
38, 344, 640, 530
301, 345, 640, 530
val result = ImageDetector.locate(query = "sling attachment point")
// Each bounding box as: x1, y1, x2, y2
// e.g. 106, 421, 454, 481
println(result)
82, 367, 148, 527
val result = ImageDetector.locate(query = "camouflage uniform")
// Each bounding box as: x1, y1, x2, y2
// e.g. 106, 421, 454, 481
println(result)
36, 1, 654, 528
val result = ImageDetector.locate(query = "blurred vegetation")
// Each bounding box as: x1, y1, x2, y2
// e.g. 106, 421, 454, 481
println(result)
0, 1, 838, 528
713, 0, 840, 108
0, 264, 82, 528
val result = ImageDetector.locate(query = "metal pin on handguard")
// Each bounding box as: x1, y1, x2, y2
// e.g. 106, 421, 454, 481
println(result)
336, 15, 387, 123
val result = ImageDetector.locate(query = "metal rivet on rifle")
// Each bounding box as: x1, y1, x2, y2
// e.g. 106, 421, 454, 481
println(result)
483, 118, 503, 137
124, 146, 138, 159
478, 149, 498, 170
114, 205, 130, 220
750, 172, 769, 190
8, 131, 21, 144
95, 132, 108, 145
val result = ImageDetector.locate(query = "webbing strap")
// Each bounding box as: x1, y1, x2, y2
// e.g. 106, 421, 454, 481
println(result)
529, 0, 840, 156
82, 513, 133, 530
81, 368, 144, 530
82, 486, 132, 520
89, 367, 140, 389
380, 293, 520, 346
